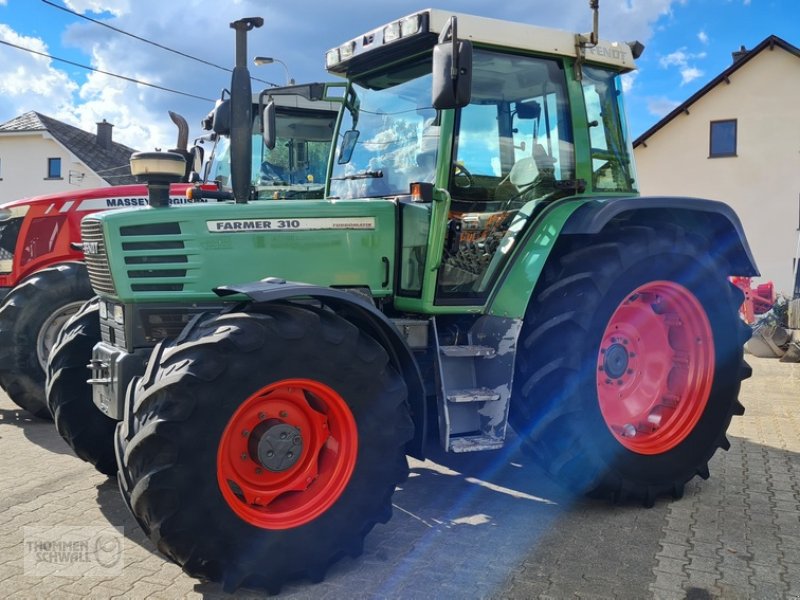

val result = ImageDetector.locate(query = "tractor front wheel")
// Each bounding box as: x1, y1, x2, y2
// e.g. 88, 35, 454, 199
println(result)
47, 298, 118, 475
0, 263, 92, 418
116, 304, 413, 593
511, 225, 750, 505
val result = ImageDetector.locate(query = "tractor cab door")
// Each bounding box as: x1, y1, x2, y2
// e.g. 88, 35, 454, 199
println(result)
434, 49, 575, 304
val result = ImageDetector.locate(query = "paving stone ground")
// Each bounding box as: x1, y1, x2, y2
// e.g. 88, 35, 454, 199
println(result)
0, 356, 798, 599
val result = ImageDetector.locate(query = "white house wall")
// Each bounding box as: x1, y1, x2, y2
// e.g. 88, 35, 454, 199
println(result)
634, 47, 800, 295
0, 133, 108, 205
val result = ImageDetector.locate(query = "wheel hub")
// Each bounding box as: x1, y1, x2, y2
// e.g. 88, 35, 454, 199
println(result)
249, 420, 304, 472
595, 281, 715, 455
602, 343, 629, 379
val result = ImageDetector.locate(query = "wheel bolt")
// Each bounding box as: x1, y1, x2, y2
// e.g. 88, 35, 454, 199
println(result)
605, 378, 612, 385
280, 411, 288, 418
293, 436, 301, 445
258, 412, 266, 420
627, 369, 634, 375
280, 432, 287, 440
266, 450, 275, 458
241, 430, 249, 437
617, 380, 623, 386
255, 467, 262, 475
240, 453, 247, 460
287, 452, 294, 459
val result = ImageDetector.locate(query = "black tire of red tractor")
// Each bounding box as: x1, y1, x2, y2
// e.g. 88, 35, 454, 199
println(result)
0, 262, 93, 419
116, 304, 413, 593
46, 297, 118, 476
510, 224, 751, 506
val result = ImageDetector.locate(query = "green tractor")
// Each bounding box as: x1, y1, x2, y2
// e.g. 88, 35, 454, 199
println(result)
49, 8, 754, 592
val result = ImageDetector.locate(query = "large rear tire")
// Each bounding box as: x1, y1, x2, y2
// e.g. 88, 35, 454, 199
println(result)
0, 263, 92, 418
510, 224, 751, 506
116, 304, 413, 593
47, 297, 118, 476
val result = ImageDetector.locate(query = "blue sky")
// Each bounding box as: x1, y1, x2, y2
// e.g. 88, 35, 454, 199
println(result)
0, 0, 796, 149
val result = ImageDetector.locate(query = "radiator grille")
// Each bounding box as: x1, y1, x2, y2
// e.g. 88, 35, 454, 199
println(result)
81, 219, 115, 295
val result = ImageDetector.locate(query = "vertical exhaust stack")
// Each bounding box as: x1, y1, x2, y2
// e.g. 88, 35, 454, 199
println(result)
229, 17, 264, 204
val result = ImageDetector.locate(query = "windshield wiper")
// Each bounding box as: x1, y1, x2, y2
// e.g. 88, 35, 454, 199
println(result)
331, 170, 383, 180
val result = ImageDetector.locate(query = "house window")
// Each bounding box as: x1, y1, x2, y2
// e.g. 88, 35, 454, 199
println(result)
709, 120, 737, 157
47, 157, 62, 179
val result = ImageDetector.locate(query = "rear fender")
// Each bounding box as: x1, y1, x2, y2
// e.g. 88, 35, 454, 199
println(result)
488, 196, 758, 320
561, 196, 759, 276
215, 279, 427, 458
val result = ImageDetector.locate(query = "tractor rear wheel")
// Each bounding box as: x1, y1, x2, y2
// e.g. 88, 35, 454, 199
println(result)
511, 224, 751, 506
47, 298, 118, 476
0, 263, 92, 418
116, 304, 413, 593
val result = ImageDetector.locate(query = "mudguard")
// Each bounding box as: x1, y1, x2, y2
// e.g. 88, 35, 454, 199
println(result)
215, 279, 427, 458
562, 196, 759, 276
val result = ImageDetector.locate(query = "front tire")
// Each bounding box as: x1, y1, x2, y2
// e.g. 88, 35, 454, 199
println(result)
47, 298, 118, 476
511, 225, 751, 506
117, 304, 413, 593
0, 263, 92, 418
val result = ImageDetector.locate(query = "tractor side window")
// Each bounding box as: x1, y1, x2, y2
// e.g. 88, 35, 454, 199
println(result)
437, 49, 574, 303
581, 67, 637, 192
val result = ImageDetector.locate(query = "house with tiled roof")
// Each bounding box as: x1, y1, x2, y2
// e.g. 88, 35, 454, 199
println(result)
633, 35, 800, 295
0, 111, 137, 205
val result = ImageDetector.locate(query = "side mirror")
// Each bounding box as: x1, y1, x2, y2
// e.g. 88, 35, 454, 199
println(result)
431, 17, 472, 110
338, 130, 359, 164
262, 99, 276, 150
189, 145, 204, 175
212, 99, 231, 136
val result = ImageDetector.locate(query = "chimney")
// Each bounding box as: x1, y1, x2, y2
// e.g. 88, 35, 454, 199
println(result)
96, 119, 113, 149
731, 45, 748, 63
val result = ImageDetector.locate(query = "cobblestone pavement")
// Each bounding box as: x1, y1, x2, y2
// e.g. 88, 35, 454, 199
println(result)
0, 356, 798, 599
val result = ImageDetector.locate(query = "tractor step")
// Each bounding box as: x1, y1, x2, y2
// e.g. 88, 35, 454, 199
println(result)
449, 435, 505, 453
440, 344, 496, 358
446, 387, 501, 403
433, 316, 522, 454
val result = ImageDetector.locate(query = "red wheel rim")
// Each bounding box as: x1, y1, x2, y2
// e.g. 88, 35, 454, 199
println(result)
216, 379, 358, 529
596, 281, 714, 455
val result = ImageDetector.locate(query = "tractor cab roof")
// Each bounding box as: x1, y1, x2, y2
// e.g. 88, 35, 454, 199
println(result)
326, 8, 639, 76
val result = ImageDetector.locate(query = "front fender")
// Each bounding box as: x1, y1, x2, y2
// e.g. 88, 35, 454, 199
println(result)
215, 279, 427, 458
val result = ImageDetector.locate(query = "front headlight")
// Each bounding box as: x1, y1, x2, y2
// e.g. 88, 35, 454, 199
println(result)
0, 208, 11, 223
113, 304, 124, 325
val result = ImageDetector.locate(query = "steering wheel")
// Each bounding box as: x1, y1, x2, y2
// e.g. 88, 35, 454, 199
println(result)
453, 163, 475, 188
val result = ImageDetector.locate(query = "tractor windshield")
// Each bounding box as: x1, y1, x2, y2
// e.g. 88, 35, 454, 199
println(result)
208, 107, 337, 199
329, 58, 437, 199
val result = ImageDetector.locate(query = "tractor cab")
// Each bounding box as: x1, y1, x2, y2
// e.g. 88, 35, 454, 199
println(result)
201, 87, 341, 200
325, 9, 640, 309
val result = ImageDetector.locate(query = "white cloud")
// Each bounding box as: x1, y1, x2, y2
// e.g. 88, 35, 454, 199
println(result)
3, 0, 690, 151
680, 67, 703, 85
659, 47, 707, 86
621, 71, 638, 94
0, 25, 79, 119
646, 96, 681, 117
698, 30, 709, 45
63, 0, 129, 16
